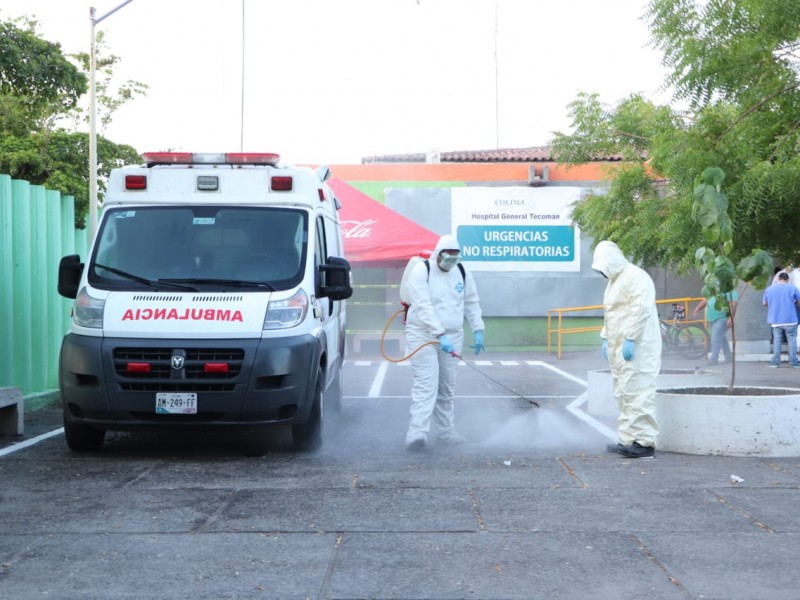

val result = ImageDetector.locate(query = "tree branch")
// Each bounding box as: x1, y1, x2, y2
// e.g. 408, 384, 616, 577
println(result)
717, 82, 800, 143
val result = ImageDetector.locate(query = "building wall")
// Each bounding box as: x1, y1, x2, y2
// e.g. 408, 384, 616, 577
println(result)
329, 161, 710, 353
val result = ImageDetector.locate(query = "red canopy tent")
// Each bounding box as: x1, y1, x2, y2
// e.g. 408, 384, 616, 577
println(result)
329, 178, 440, 265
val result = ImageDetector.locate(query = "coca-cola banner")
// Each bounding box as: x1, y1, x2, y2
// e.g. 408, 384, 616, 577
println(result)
329, 179, 440, 264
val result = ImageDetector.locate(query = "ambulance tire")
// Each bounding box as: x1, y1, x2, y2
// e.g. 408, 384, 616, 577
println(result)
292, 367, 323, 452
64, 420, 105, 452
327, 366, 343, 414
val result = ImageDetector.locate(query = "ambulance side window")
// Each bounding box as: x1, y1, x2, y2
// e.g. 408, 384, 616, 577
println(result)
315, 216, 327, 299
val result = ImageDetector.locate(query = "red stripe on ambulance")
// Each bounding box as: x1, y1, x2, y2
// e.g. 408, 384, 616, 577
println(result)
121, 308, 244, 322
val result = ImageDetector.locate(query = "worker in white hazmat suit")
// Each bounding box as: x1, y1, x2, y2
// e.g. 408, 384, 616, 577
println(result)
404, 234, 485, 451
592, 240, 661, 458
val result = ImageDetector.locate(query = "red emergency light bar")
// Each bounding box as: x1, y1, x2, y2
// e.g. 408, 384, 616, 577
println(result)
142, 152, 194, 164
226, 153, 281, 165
204, 363, 229, 374
126, 362, 151, 373
141, 152, 280, 166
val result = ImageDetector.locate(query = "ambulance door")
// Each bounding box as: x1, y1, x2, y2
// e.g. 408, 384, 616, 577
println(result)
313, 216, 337, 365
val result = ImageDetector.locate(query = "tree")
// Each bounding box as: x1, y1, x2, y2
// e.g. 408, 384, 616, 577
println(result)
0, 17, 87, 130
693, 167, 772, 388
550, 0, 800, 271
0, 16, 147, 227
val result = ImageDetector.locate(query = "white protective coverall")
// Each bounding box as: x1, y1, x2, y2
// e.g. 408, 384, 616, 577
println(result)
591, 240, 662, 447
404, 234, 484, 446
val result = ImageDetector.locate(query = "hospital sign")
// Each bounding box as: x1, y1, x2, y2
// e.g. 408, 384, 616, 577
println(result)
451, 187, 581, 272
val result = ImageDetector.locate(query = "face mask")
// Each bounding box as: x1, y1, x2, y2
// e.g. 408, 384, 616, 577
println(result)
439, 253, 460, 271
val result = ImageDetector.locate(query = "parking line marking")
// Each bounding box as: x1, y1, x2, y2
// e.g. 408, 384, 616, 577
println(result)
528, 360, 588, 387
0, 428, 64, 458
368, 361, 389, 398
567, 392, 616, 440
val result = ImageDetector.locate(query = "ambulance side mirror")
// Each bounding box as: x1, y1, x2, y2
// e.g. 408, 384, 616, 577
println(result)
58, 254, 84, 299
319, 256, 353, 300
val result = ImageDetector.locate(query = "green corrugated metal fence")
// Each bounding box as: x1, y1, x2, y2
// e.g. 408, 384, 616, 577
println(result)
0, 174, 89, 396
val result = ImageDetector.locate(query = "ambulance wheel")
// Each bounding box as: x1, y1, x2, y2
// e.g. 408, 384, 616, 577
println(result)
292, 368, 323, 452
64, 420, 105, 452
327, 367, 343, 414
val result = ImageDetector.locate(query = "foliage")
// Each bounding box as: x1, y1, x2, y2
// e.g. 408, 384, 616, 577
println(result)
69, 31, 148, 131
0, 131, 139, 222
692, 166, 773, 388
0, 18, 87, 129
0, 16, 147, 228
551, 0, 800, 270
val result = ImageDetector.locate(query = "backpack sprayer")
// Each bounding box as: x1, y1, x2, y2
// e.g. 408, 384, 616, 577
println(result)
379, 252, 539, 407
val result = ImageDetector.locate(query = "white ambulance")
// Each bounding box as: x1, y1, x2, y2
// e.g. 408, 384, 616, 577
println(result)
57, 152, 352, 455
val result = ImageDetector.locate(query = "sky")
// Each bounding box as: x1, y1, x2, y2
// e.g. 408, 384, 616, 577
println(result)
1, 0, 672, 165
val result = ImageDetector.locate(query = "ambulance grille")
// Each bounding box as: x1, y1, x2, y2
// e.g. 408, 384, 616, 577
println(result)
192, 295, 244, 302
113, 347, 245, 382
131, 295, 184, 302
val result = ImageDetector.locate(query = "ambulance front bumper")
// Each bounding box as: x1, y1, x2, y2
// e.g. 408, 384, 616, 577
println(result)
59, 333, 320, 429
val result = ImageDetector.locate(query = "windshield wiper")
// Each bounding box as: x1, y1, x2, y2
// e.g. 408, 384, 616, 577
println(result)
94, 263, 198, 291
159, 278, 276, 291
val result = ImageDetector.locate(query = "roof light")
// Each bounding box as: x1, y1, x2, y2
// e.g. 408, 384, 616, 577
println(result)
271, 176, 293, 191
226, 153, 280, 165
125, 175, 147, 190
140, 152, 281, 166
141, 152, 194, 164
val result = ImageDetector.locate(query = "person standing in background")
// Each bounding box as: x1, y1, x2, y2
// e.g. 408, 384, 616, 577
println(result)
692, 289, 738, 366
762, 272, 800, 368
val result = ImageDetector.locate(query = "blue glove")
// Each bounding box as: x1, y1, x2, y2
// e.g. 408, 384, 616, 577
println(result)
438, 335, 454, 354
470, 330, 485, 355
601, 339, 608, 360
622, 339, 635, 361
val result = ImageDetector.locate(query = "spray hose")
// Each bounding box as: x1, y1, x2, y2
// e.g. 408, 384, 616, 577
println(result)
380, 307, 440, 363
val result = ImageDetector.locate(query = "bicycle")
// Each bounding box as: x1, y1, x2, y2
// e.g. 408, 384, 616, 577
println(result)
660, 303, 709, 359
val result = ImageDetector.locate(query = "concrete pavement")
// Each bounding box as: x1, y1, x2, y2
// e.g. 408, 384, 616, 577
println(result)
1, 349, 799, 599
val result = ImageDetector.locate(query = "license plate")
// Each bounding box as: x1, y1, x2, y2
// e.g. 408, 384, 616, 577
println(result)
155, 393, 197, 414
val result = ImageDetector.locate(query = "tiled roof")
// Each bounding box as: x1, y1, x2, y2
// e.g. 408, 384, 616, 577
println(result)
360, 146, 624, 164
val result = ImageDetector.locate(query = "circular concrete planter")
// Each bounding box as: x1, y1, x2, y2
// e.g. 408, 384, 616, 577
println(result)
656, 386, 800, 456
586, 368, 726, 417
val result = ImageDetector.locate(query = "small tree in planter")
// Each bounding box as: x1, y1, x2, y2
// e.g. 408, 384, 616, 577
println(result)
692, 167, 773, 390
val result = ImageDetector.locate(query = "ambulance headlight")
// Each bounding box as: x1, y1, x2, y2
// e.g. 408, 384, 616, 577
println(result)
73, 287, 105, 329
264, 289, 308, 330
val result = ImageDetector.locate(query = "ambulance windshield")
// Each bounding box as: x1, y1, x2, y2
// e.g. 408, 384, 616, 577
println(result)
89, 206, 307, 291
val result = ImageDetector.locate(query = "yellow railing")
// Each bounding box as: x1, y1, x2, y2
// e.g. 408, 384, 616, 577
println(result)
547, 297, 708, 359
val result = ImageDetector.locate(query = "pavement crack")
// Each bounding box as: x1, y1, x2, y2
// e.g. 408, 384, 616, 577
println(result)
317, 532, 344, 600
120, 461, 162, 488
468, 489, 487, 531
191, 488, 240, 533
630, 534, 693, 598
0, 536, 46, 580
763, 459, 800, 483
707, 489, 775, 533
557, 457, 588, 488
